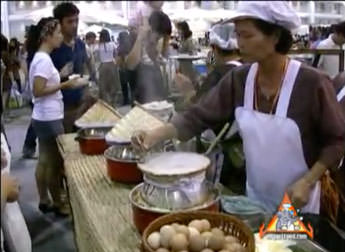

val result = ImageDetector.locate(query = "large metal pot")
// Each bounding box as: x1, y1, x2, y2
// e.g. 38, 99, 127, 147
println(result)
104, 145, 143, 183
75, 127, 112, 155
138, 152, 211, 210
129, 182, 221, 233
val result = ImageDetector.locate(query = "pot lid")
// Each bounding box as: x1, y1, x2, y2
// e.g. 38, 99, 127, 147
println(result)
138, 152, 210, 177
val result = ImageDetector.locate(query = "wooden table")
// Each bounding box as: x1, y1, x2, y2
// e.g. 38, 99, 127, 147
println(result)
57, 134, 141, 252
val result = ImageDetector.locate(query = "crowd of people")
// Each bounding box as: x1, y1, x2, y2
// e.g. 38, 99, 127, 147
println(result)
0, 1, 345, 251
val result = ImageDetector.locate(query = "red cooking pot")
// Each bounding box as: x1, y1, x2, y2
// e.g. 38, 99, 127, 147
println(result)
75, 127, 112, 155
104, 145, 143, 183
129, 183, 221, 233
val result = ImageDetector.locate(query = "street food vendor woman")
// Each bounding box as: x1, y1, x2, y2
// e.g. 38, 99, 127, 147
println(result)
132, 1, 345, 214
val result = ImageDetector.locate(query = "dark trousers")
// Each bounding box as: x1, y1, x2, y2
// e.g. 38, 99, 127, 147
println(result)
119, 69, 137, 105
119, 69, 130, 105
23, 102, 37, 150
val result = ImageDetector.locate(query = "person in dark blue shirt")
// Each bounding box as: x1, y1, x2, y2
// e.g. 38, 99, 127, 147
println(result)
51, 2, 95, 133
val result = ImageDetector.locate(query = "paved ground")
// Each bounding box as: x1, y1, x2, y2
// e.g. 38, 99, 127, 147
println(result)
4, 106, 76, 252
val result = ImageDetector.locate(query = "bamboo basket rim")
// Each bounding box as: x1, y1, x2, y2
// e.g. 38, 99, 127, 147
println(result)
141, 210, 255, 252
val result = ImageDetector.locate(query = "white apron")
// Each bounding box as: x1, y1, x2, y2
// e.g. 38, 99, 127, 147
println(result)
337, 85, 345, 169
235, 59, 321, 214
1, 133, 32, 252
337, 85, 345, 102
226, 60, 242, 67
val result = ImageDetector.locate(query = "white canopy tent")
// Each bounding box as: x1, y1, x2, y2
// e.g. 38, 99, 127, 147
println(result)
9, 4, 127, 27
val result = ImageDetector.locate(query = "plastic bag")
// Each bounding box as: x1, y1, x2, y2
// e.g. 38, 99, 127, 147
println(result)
8, 85, 23, 108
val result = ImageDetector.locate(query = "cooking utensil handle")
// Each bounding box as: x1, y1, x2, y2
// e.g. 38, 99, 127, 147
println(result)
205, 122, 230, 156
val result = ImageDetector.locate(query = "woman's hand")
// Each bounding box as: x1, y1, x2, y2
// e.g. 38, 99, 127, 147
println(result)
288, 177, 312, 209
59, 62, 74, 79
1, 173, 20, 202
131, 130, 162, 151
61, 77, 79, 89
131, 124, 178, 151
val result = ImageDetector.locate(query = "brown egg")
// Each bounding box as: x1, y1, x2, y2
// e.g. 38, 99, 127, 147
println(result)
200, 219, 211, 232
156, 248, 169, 252
224, 235, 239, 244
201, 249, 214, 252
147, 232, 161, 250
211, 228, 224, 237
176, 225, 190, 237
207, 234, 225, 251
160, 225, 176, 248
201, 231, 213, 242
219, 250, 230, 252
171, 223, 180, 232
188, 220, 204, 232
170, 233, 188, 252
224, 242, 245, 252
189, 234, 206, 252
188, 227, 200, 238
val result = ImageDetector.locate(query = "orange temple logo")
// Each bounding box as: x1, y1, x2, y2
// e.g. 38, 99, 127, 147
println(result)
259, 193, 313, 240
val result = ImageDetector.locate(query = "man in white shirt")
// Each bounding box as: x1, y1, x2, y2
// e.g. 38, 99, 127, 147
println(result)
317, 21, 345, 78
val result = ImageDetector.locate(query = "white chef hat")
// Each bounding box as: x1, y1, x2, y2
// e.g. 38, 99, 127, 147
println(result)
227, 1, 301, 31
209, 23, 238, 51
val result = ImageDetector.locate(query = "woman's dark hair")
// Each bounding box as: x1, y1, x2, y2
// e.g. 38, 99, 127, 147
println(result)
26, 17, 59, 68
334, 21, 345, 36
85, 31, 96, 41
99, 29, 111, 43
149, 11, 172, 36
117, 31, 131, 55
53, 2, 80, 22
252, 19, 293, 54
99, 29, 111, 51
176, 21, 192, 40
1, 34, 9, 53
9, 38, 20, 55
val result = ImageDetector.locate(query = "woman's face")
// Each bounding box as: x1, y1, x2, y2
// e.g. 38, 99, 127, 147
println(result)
235, 19, 278, 62
177, 29, 183, 40
47, 24, 63, 49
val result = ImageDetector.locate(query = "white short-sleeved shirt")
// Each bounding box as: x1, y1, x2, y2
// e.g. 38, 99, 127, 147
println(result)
317, 34, 345, 78
29, 52, 63, 121
97, 42, 116, 63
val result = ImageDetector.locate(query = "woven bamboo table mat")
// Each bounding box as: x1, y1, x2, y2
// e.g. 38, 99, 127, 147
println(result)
57, 134, 141, 252
56, 133, 83, 160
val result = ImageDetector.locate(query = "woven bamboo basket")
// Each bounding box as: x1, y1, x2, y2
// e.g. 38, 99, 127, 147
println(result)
142, 211, 255, 252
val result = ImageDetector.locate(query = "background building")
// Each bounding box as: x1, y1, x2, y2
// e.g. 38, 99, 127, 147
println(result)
1, 1, 345, 42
